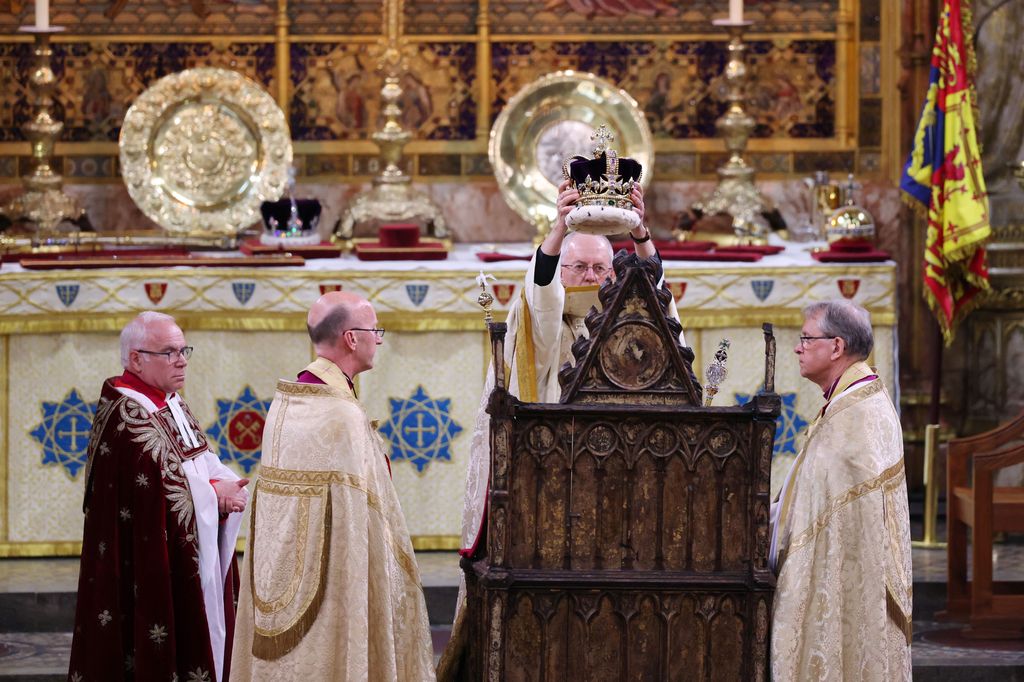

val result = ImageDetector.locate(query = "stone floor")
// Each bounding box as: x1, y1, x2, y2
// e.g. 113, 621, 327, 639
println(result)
2, 546, 1024, 680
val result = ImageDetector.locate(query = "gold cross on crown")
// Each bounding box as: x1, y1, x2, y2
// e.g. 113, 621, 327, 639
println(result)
590, 124, 615, 156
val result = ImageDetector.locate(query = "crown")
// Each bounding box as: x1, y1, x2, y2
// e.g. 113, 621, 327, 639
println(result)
561, 124, 643, 210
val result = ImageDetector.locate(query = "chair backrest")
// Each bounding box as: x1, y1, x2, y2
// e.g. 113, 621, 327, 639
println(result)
947, 410, 1024, 488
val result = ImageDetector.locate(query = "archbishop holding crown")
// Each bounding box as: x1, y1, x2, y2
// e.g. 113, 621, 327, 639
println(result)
453, 124, 688, 611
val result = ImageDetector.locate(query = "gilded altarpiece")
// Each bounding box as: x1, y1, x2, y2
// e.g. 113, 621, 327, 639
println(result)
0, 0, 892, 183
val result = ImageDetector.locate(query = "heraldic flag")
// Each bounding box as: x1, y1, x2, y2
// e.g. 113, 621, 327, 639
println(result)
900, 0, 991, 346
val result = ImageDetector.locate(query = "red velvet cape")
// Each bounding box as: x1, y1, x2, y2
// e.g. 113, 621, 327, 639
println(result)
68, 378, 237, 681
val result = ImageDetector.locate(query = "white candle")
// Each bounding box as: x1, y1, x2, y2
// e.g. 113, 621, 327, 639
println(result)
729, 0, 743, 23
34, 0, 49, 29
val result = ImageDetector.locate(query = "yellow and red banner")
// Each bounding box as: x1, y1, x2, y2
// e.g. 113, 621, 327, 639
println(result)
900, 0, 990, 345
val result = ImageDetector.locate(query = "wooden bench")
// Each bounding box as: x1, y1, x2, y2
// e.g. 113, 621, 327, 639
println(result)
945, 410, 1024, 638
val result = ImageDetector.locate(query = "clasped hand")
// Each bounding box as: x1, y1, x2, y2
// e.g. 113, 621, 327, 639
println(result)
212, 478, 250, 514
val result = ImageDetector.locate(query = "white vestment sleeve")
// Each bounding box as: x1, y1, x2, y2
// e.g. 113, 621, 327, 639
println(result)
524, 252, 567, 402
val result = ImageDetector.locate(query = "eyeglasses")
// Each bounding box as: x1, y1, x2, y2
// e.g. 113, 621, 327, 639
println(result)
561, 262, 611, 277
346, 328, 386, 339
798, 335, 834, 348
136, 346, 193, 362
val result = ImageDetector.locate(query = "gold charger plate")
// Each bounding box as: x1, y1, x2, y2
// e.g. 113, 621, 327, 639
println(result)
489, 71, 653, 232
119, 68, 292, 236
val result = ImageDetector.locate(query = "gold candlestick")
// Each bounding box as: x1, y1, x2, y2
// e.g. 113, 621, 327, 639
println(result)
691, 20, 770, 240
333, 0, 447, 243
1, 27, 83, 242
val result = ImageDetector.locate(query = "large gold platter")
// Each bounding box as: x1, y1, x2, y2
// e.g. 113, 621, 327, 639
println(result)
119, 68, 292, 236
489, 71, 653, 232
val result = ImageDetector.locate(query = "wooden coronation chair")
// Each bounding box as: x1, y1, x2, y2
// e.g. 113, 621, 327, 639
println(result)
945, 410, 1024, 638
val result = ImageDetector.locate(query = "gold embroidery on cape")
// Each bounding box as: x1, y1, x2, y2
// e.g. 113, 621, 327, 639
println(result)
274, 381, 344, 398
886, 583, 913, 645
118, 397, 197, 538
514, 289, 539, 402
252, 490, 311, 615
258, 465, 419, 583
268, 392, 290, 469
883, 476, 914, 624
775, 375, 884, 553
273, 359, 360, 404
787, 459, 905, 556
154, 404, 210, 460
83, 395, 118, 502
259, 466, 383, 514
250, 483, 333, 660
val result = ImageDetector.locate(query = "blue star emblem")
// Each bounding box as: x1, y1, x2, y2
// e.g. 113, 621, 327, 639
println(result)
205, 386, 273, 473
735, 391, 809, 457
31, 388, 98, 479
379, 386, 462, 473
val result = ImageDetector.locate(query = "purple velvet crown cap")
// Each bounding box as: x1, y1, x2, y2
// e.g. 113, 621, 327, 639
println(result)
567, 153, 642, 185
260, 199, 322, 232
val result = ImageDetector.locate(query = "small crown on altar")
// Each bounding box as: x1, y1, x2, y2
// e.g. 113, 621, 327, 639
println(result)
561, 124, 643, 210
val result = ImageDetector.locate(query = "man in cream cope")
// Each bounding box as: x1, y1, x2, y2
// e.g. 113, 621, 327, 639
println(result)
770, 299, 912, 681
69, 311, 248, 682
231, 291, 435, 681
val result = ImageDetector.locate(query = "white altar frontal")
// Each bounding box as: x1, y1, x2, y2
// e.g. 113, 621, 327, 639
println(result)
0, 244, 896, 556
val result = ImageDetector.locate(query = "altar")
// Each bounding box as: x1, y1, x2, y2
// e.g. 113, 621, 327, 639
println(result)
0, 244, 896, 556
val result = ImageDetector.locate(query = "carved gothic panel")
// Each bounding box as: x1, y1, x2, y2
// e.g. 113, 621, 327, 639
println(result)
507, 415, 759, 574
486, 590, 764, 680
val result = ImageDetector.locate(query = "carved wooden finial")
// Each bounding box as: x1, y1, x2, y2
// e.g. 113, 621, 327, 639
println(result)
762, 323, 776, 393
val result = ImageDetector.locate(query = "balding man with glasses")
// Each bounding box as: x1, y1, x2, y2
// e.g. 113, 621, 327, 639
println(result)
69, 311, 249, 682
231, 291, 435, 681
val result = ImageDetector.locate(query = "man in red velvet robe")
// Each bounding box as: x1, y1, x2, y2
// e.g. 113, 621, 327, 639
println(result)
68, 311, 249, 682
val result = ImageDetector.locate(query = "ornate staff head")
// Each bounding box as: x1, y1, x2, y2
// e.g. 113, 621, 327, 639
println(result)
704, 339, 731, 407
476, 270, 496, 324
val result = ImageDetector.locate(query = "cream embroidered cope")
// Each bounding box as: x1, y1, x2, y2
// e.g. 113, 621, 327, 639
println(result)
231, 357, 435, 681
770, 362, 912, 681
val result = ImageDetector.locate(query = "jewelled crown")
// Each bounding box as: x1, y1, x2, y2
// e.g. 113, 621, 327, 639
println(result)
562, 124, 643, 210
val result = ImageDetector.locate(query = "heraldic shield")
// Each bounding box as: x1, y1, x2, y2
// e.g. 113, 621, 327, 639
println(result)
248, 469, 332, 660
